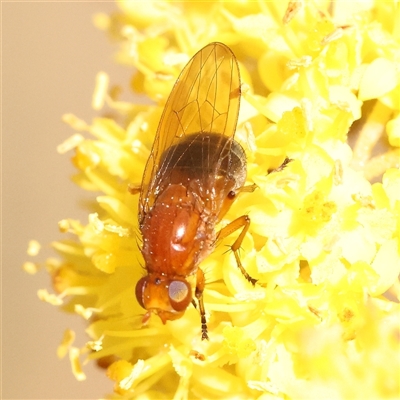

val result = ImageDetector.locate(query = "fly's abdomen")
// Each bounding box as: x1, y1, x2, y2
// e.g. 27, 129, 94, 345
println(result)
158, 132, 247, 190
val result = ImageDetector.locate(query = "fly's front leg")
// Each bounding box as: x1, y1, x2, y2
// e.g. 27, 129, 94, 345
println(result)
194, 267, 209, 340
217, 215, 257, 286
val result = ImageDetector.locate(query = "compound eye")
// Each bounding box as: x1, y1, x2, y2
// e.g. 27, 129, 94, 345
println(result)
135, 277, 148, 309
168, 280, 191, 312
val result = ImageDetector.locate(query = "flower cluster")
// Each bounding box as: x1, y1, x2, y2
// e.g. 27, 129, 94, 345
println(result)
26, 1, 400, 399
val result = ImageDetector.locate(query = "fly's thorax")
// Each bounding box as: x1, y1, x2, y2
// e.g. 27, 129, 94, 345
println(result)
140, 184, 209, 276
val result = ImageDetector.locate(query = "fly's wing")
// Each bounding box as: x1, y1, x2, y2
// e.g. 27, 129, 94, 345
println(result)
139, 42, 241, 218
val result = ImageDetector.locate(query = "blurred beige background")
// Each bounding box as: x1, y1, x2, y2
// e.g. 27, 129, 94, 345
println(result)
3, 2, 135, 399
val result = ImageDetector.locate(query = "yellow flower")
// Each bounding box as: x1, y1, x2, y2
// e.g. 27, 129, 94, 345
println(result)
27, 1, 400, 399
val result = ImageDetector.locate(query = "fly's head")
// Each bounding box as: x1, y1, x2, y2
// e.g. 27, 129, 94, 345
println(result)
135, 273, 192, 323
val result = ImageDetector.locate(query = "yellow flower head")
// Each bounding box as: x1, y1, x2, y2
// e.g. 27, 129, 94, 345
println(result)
27, 1, 400, 399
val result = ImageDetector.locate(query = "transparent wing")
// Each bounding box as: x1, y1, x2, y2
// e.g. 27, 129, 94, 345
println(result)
139, 42, 241, 218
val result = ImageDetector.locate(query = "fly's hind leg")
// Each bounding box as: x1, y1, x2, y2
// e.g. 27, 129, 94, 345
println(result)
217, 215, 257, 286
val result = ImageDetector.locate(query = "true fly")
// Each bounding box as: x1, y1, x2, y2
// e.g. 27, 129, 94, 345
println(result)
135, 42, 256, 339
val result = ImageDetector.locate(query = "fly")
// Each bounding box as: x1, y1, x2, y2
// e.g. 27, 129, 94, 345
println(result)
134, 42, 257, 340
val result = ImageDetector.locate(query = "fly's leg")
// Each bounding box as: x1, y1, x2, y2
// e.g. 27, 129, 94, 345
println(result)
128, 184, 141, 195
194, 268, 209, 340
189, 350, 206, 361
217, 215, 258, 286
216, 159, 291, 285
240, 183, 258, 193
268, 157, 292, 174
